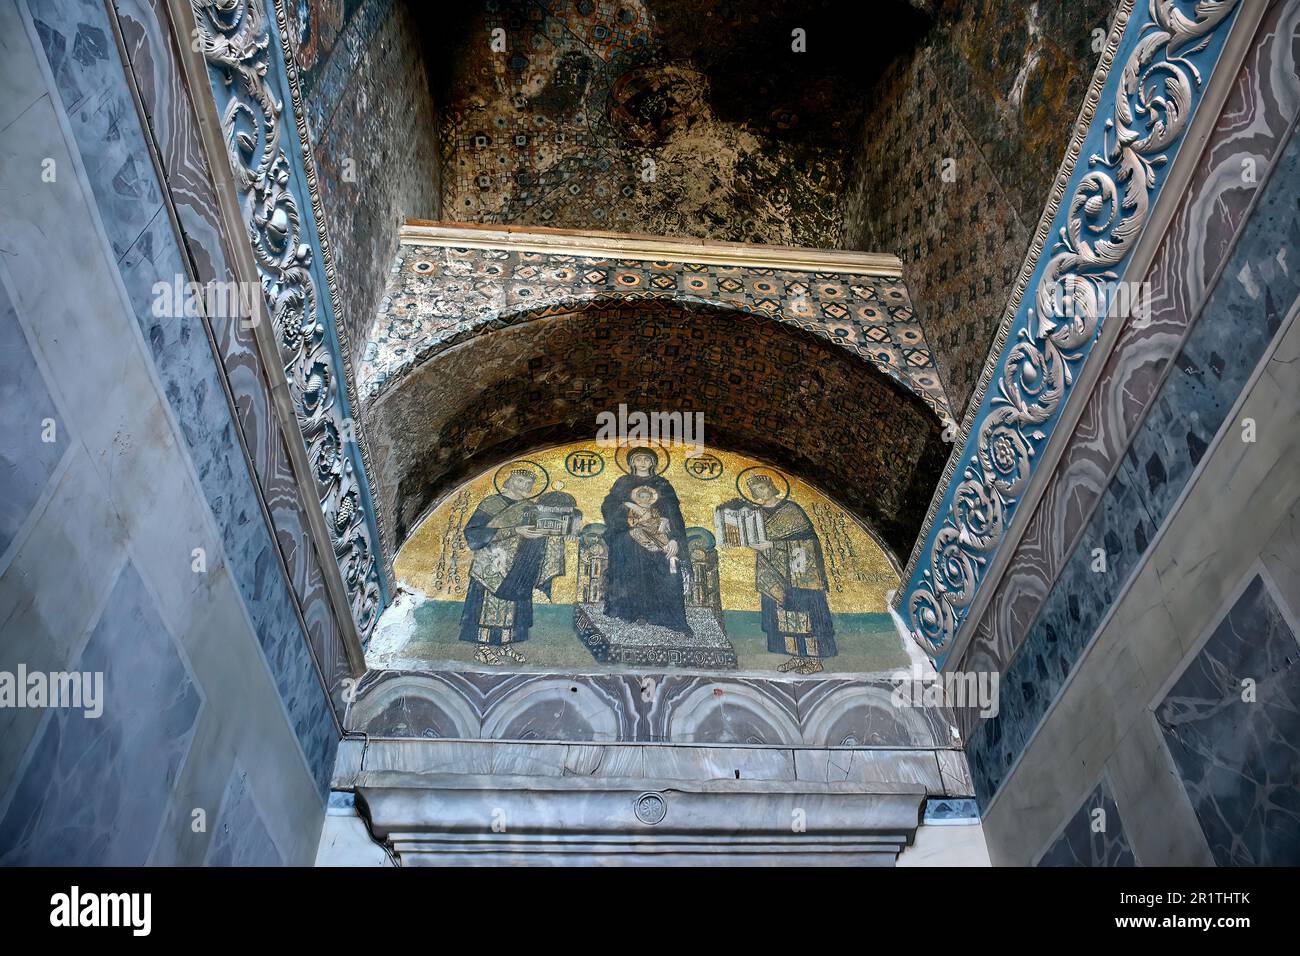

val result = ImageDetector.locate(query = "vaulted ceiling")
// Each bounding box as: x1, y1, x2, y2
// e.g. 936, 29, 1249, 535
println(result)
418, 0, 930, 246
286, 0, 1122, 565
408, 0, 1120, 414
364, 299, 949, 567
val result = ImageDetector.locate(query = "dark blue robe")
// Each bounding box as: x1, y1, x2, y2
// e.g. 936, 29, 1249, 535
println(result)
761, 591, 837, 658
601, 473, 689, 632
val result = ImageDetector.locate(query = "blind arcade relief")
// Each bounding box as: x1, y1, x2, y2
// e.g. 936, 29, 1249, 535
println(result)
371, 441, 912, 676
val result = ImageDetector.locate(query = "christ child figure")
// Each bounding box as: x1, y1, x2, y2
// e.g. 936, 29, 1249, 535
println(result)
624, 485, 679, 573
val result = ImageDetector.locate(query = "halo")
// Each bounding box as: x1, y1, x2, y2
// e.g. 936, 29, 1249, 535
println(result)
614, 442, 671, 475
685, 526, 716, 550
492, 459, 549, 499
736, 466, 790, 506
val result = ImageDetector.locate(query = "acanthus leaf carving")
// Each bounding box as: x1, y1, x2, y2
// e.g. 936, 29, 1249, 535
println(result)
903, 0, 1240, 661
192, 0, 383, 639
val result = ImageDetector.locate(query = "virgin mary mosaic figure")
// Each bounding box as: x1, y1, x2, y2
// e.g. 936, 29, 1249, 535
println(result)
600, 446, 690, 632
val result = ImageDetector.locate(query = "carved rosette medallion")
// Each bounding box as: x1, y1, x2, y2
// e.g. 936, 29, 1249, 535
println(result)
634, 792, 668, 826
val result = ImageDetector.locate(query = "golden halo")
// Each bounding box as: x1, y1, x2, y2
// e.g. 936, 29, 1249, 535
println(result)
614, 442, 671, 476
736, 466, 790, 506
492, 460, 549, 499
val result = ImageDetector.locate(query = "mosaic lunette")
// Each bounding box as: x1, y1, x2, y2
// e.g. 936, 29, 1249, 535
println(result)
372, 441, 911, 676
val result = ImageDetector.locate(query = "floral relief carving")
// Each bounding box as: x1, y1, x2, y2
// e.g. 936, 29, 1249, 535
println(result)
905, 0, 1240, 660
192, 0, 383, 638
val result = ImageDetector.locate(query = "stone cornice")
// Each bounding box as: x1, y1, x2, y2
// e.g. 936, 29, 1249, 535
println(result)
356, 772, 926, 866
401, 221, 906, 277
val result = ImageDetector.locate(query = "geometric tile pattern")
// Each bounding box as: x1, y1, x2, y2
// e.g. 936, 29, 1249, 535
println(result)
283, 0, 440, 368
361, 240, 954, 423
429, 0, 926, 248
840, 0, 1121, 414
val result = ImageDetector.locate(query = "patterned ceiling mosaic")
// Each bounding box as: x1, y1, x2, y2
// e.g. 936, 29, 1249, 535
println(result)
839, 0, 1122, 416
425, 0, 928, 246
370, 440, 910, 676
359, 240, 954, 423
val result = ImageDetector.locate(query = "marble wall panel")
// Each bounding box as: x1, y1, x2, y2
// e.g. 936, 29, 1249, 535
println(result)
0, 562, 201, 866
966, 105, 1300, 806
0, 0, 331, 863
1035, 778, 1136, 866
205, 765, 286, 866
0, 279, 67, 558
978, 314, 1300, 865
110, 0, 356, 714
25, 0, 338, 793
348, 668, 958, 756
1156, 574, 1300, 866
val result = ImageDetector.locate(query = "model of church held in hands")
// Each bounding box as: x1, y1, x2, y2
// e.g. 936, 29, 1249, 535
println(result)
716, 471, 837, 675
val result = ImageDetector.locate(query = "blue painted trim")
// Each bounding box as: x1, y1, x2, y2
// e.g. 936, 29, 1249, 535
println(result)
900, 1, 1242, 667
197, 0, 391, 635
968, 119, 1300, 808
264, 5, 392, 608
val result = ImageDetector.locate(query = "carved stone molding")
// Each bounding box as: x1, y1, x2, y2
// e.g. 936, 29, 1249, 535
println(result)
897, 0, 1243, 664
267, 0, 395, 588
189, 0, 386, 640
355, 772, 926, 866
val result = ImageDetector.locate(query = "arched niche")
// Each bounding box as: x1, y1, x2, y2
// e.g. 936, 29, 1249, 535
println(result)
379, 438, 913, 676
362, 299, 948, 568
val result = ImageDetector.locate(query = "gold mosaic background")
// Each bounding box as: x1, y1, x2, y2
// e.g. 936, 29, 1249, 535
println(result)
395, 441, 899, 613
